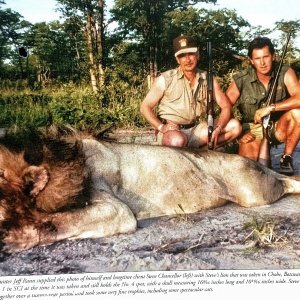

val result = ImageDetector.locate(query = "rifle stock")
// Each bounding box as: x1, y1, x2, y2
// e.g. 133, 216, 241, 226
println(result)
207, 41, 214, 150
257, 31, 292, 167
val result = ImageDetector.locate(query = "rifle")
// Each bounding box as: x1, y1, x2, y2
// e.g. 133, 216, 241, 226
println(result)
257, 31, 292, 167
207, 41, 214, 150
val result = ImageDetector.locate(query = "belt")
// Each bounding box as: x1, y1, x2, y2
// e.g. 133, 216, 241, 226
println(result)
178, 123, 196, 129
161, 119, 196, 130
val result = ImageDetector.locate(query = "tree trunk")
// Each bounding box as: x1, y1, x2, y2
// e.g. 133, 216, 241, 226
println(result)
97, 0, 105, 87
86, 13, 99, 93
85, 0, 105, 93
147, 1, 159, 86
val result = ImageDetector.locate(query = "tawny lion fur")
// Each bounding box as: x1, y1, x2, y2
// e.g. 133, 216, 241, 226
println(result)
0, 135, 300, 253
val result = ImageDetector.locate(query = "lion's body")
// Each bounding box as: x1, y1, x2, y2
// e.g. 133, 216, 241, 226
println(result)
0, 137, 300, 252
83, 139, 292, 217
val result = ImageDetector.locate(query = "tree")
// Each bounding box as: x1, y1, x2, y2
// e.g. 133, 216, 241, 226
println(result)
274, 20, 300, 75
0, 3, 32, 79
165, 7, 250, 75
111, 0, 217, 81
57, 0, 106, 93
25, 21, 85, 84
275, 20, 300, 56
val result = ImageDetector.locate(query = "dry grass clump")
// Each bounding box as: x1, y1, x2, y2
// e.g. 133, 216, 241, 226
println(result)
243, 217, 289, 248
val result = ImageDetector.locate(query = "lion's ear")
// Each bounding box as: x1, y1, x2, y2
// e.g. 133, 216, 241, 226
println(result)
22, 166, 49, 197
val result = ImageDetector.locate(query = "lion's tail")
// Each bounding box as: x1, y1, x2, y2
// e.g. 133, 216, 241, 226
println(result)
281, 176, 300, 194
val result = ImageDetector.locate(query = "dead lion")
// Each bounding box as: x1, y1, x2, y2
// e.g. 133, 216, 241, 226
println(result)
0, 136, 300, 253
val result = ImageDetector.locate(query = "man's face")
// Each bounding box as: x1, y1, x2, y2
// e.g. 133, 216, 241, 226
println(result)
250, 46, 275, 76
176, 51, 199, 72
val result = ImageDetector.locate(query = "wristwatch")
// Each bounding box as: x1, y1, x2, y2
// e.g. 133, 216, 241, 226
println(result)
157, 124, 164, 132
270, 104, 276, 112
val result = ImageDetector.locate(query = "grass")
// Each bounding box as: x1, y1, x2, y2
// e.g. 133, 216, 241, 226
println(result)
243, 217, 289, 248
0, 79, 148, 135
0, 70, 243, 137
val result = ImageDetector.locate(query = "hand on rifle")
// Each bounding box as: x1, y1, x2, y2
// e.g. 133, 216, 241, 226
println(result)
210, 124, 223, 149
254, 106, 274, 124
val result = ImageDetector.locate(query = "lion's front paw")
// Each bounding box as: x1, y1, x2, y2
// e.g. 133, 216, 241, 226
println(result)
2, 226, 40, 253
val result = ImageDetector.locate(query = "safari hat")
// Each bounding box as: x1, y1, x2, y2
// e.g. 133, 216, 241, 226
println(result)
173, 34, 198, 57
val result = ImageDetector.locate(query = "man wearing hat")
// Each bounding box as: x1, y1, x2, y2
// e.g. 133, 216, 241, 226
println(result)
141, 34, 241, 149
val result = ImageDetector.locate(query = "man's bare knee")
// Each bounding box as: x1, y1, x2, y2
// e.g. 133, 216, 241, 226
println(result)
238, 140, 260, 160
162, 131, 188, 147
227, 119, 242, 138
290, 108, 300, 120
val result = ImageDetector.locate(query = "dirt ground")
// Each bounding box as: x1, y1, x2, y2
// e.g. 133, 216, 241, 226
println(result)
1, 129, 300, 276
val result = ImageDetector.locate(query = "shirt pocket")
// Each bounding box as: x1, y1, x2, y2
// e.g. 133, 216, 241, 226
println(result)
164, 82, 184, 103
238, 96, 260, 122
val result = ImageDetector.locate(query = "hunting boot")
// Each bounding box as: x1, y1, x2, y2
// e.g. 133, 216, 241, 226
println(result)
280, 154, 294, 176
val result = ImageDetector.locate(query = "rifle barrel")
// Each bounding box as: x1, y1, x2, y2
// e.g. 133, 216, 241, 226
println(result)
207, 41, 214, 150
258, 31, 292, 167
262, 31, 292, 129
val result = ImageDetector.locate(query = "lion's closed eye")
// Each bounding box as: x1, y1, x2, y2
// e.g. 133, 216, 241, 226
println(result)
0, 168, 8, 187
0, 168, 7, 181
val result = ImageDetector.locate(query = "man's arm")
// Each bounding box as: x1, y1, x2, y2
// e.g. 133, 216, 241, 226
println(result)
225, 80, 240, 106
140, 76, 165, 131
209, 78, 234, 146
213, 78, 232, 129
276, 67, 300, 110
253, 68, 300, 123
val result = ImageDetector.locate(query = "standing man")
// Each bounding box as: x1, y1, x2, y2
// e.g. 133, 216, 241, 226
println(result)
226, 36, 300, 175
140, 34, 241, 149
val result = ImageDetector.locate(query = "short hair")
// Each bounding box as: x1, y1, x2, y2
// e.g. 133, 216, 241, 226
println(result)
247, 37, 275, 58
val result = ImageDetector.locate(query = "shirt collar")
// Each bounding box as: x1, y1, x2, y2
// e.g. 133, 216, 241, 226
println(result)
177, 67, 185, 79
177, 67, 201, 81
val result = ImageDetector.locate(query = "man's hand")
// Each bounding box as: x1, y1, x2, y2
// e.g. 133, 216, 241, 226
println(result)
159, 123, 180, 134
211, 125, 223, 149
238, 132, 256, 144
254, 106, 273, 124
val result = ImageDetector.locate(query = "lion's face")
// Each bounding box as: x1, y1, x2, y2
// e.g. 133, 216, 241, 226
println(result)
0, 147, 29, 197
0, 149, 45, 252
0, 168, 24, 199
0, 147, 50, 233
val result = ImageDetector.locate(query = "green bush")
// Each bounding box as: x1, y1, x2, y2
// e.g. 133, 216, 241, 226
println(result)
0, 77, 148, 133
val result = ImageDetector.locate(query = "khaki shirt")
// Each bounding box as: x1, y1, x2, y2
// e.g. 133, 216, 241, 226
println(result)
158, 68, 207, 124
233, 64, 290, 123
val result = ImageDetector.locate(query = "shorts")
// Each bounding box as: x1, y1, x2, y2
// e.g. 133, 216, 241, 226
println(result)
242, 122, 282, 145
156, 122, 207, 148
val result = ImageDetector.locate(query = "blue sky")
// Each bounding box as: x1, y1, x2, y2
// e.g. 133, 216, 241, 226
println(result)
3, 0, 300, 46
4, 0, 300, 27
4, 0, 60, 23
204, 0, 300, 28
